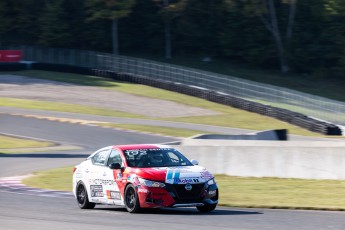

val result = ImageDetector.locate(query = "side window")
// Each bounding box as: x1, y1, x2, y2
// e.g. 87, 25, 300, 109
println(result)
92, 150, 110, 166
107, 150, 123, 167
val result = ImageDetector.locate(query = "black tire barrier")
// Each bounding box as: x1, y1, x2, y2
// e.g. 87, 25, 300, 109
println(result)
91, 70, 341, 136
7, 63, 340, 136
0, 63, 27, 71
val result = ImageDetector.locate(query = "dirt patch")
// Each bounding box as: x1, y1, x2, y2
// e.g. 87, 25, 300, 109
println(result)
0, 75, 220, 118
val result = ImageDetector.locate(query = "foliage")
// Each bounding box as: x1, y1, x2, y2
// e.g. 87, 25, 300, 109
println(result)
0, 0, 344, 76
86, 0, 135, 21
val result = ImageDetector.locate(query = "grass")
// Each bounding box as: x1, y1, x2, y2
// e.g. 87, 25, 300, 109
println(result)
23, 166, 73, 192
0, 70, 327, 137
0, 135, 54, 149
97, 123, 207, 138
23, 167, 345, 210
217, 175, 345, 210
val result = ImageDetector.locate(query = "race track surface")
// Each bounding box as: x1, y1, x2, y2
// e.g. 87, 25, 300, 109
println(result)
1, 189, 344, 230
1, 114, 345, 230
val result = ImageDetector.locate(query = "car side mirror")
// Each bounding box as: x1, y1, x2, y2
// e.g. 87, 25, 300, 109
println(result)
109, 163, 122, 170
191, 159, 199, 165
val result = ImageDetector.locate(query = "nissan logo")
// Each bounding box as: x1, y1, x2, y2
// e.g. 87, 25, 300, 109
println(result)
185, 183, 192, 191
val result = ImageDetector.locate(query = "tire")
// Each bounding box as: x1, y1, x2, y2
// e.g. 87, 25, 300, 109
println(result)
124, 184, 141, 213
197, 203, 217, 212
76, 182, 95, 209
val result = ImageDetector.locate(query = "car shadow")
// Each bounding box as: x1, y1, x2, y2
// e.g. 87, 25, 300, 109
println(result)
94, 207, 262, 216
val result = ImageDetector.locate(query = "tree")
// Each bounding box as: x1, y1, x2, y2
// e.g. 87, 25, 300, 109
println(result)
244, 0, 298, 73
38, 0, 73, 47
0, 0, 10, 46
171, 0, 223, 58
1, 0, 45, 46
86, 0, 135, 55
153, 0, 188, 59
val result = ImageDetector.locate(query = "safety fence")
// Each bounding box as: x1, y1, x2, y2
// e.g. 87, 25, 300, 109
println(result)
1, 45, 344, 134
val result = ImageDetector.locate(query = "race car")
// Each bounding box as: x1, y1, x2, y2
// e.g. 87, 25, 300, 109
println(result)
73, 144, 218, 213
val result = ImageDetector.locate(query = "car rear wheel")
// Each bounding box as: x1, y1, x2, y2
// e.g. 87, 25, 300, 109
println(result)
124, 184, 141, 213
76, 182, 95, 209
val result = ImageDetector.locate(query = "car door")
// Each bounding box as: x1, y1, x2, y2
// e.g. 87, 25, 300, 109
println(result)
87, 147, 112, 204
101, 149, 125, 206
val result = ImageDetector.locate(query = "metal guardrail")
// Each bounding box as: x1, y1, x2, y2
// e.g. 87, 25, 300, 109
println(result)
10, 45, 345, 126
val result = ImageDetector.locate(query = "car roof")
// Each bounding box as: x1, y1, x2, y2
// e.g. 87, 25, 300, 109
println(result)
113, 144, 171, 151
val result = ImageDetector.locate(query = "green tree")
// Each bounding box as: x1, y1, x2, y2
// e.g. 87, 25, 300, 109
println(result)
39, 0, 73, 47
0, 0, 10, 46
153, 0, 189, 59
219, 1, 274, 66
120, 1, 163, 53
174, 0, 227, 58
241, 0, 298, 73
2, 0, 45, 46
86, 0, 135, 55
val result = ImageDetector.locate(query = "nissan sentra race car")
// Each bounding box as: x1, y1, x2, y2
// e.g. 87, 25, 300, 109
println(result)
73, 144, 218, 213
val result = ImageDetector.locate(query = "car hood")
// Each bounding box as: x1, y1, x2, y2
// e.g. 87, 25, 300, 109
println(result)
130, 166, 214, 184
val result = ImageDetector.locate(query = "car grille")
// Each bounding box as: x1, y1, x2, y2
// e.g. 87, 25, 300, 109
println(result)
165, 183, 205, 203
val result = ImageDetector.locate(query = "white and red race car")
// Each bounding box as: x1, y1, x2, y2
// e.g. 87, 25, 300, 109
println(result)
73, 144, 218, 213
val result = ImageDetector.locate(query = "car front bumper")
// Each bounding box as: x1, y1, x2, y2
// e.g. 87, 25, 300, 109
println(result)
137, 183, 218, 208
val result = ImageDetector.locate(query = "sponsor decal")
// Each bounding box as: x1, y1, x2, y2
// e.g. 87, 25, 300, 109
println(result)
0, 50, 22, 62
200, 170, 213, 179
166, 169, 203, 184
90, 185, 103, 197
116, 173, 122, 180
138, 188, 149, 193
89, 179, 115, 186
173, 178, 199, 184
106, 190, 121, 200
127, 174, 137, 182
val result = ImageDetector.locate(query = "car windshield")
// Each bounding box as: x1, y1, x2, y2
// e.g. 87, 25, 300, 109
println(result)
123, 148, 193, 168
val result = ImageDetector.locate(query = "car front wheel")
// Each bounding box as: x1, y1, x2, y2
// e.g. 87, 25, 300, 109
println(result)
76, 182, 95, 209
124, 184, 141, 213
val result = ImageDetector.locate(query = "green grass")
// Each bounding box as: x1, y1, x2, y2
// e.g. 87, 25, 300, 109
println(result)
97, 123, 207, 138
0, 135, 54, 149
0, 70, 327, 137
23, 167, 345, 210
217, 175, 345, 210
0, 97, 144, 119
23, 166, 73, 192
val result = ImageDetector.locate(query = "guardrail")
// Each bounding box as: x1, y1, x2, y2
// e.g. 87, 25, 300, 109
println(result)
18, 46, 345, 125
1, 45, 344, 134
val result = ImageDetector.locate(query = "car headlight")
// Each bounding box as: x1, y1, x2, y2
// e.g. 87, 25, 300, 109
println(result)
207, 178, 216, 185
138, 178, 165, 188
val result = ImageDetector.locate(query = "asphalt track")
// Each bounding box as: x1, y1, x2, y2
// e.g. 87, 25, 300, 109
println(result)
1, 114, 345, 229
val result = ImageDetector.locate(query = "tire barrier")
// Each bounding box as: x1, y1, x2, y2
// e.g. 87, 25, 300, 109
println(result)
93, 70, 342, 136
0, 63, 27, 71
1, 63, 342, 135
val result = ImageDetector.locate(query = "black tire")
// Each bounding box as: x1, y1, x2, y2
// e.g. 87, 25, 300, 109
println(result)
197, 203, 217, 212
76, 182, 95, 209
124, 184, 141, 213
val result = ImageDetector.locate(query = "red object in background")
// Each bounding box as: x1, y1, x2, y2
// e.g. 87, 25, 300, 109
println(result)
0, 50, 23, 62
